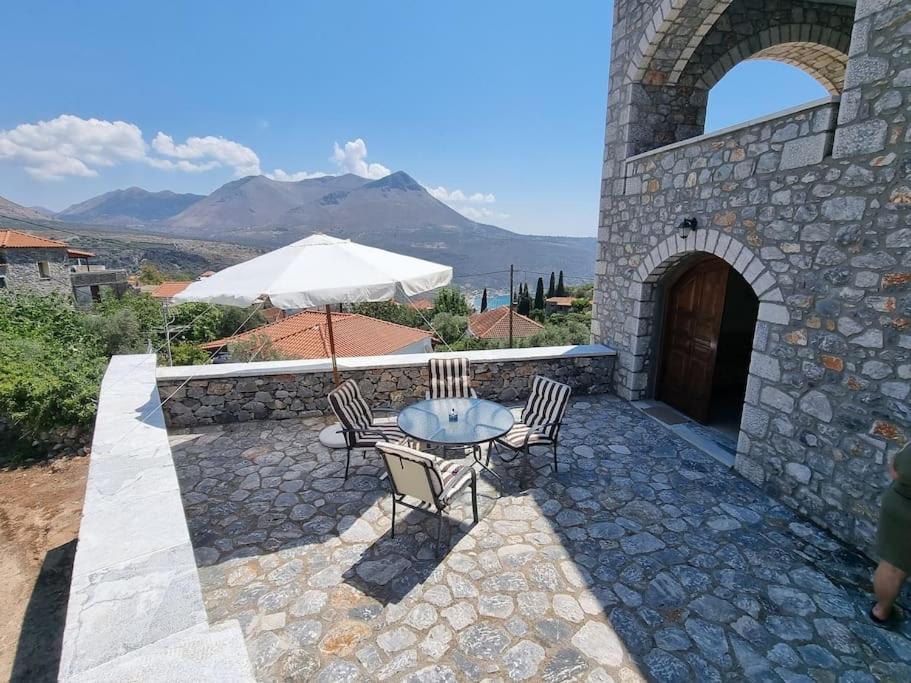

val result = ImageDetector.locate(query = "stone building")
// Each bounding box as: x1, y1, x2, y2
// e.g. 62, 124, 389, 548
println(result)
0, 228, 130, 304
592, 0, 910, 555
0, 229, 73, 296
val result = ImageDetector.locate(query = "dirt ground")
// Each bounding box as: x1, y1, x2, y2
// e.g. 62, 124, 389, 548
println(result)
0, 456, 88, 683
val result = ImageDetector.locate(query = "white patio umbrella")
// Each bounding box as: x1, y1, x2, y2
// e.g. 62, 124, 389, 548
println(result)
172, 233, 452, 384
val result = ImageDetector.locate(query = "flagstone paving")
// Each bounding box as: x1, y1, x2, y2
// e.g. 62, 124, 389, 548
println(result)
169, 394, 911, 682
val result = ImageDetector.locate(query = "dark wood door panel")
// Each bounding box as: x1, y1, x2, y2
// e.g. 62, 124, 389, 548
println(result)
658, 258, 730, 423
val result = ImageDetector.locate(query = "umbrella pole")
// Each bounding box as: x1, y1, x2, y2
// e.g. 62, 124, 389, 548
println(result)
325, 304, 341, 386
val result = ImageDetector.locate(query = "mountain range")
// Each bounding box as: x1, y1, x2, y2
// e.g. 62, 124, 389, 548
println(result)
0, 172, 596, 288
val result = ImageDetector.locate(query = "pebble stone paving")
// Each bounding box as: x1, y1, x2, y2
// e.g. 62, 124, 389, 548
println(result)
169, 394, 911, 682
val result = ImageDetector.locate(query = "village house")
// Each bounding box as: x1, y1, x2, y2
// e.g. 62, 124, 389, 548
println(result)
468, 305, 544, 341
0, 228, 129, 304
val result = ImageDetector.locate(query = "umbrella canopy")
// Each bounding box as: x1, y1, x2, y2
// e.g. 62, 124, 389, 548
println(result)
173, 234, 452, 309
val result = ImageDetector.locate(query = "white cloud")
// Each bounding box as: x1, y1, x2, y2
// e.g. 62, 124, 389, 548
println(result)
427, 185, 496, 204
151, 132, 261, 176
426, 183, 503, 221
266, 168, 329, 182
460, 206, 510, 222
330, 138, 390, 179
0, 115, 146, 180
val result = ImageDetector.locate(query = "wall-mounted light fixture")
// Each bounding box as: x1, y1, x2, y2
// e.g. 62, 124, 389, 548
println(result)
677, 217, 698, 239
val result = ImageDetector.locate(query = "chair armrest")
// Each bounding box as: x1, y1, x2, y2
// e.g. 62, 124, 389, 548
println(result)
440, 466, 475, 503
496, 420, 561, 450
372, 407, 398, 414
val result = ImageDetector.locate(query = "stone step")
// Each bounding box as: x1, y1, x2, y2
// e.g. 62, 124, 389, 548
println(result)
64, 620, 254, 683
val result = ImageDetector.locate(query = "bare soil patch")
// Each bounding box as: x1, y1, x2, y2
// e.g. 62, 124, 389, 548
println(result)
0, 456, 88, 682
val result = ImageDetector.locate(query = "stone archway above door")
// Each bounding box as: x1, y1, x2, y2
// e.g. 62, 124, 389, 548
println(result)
620, 229, 787, 401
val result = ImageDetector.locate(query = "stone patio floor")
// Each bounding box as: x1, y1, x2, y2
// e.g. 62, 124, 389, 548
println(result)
169, 394, 911, 682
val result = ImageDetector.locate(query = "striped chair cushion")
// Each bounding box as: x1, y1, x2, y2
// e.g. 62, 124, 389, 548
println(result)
428, 357, 476, 399
520, 375, 572, 441
353, 424, 406, 447
376, 441, 468, 501
328, 379, 373, 431
498, 422, 555, 448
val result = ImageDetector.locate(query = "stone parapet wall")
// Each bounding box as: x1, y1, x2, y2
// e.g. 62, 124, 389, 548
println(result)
623, 98, 839, 194
60, 355, 254, 681
157, 346, 617, 428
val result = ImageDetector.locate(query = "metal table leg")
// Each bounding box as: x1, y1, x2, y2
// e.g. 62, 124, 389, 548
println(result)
472, 443, 501, 480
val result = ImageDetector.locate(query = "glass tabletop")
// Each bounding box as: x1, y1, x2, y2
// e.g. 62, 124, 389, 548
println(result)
397, 398, 515, 446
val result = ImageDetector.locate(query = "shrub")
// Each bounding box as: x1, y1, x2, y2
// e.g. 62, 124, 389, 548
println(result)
168, 343, 211, 366
430, 312, 468, 346
0, 293, 105, 435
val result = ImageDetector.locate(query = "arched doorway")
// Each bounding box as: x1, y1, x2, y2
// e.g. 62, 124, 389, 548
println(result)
656, 255, 758, 431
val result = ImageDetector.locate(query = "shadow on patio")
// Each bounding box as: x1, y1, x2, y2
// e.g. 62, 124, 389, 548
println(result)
170, 394, 911, 682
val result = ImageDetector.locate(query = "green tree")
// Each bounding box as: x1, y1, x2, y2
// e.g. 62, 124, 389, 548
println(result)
228, 334, 287, 362
217, 305, 269, 338
571, 298, 590, 313
169, 302, 226, 344
86, 291, 163, 354
517, 283, 532, 315
349, 301, 425, 328
547, 272, 556, 298
432, 287, 470, 317
556, 270, 566, 296
138, 262, 165, 284
480, 288, 488, 312
430, 312, 468, 346
534, 277, 545, 311
169, 343, 211, 365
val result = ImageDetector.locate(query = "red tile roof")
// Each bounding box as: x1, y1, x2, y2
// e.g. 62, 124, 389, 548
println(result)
66, 248, 96, 258
0, 228, 68, 249
546, 296, 575, 307
469, 306, 544, 340
150, 281, 191, 298
203, 310, 431, 359
409, 299, 434, 310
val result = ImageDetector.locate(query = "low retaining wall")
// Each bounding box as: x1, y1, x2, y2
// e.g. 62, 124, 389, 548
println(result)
157, 345, 617, 428
60, 354, 254, 681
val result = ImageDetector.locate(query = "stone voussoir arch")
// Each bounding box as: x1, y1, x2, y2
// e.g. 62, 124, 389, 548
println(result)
625, 229, 787, 361
689, 24, 853, 94
626, 0, 735, 85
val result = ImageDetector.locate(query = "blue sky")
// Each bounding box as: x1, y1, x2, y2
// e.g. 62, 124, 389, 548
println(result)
2, 1, 827, 236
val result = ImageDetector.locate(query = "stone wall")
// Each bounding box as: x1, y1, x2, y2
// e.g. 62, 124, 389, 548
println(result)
1, 247, 71, 296
594, 0, 911, 555
157, 346, 616, 428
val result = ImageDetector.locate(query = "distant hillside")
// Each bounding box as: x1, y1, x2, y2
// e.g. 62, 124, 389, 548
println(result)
0, 195, 49, 223
169, 174, 366, 230
24, 171, 597, 288
56, 187, 205, 226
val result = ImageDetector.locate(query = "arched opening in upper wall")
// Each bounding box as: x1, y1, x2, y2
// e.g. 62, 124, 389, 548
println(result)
624, 0, 856, 157
704, 60, 831, 133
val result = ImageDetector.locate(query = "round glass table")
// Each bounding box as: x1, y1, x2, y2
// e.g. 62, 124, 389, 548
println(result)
397, 398, 514, 477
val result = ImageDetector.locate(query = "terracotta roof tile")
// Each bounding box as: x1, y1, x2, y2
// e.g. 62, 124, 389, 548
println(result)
469, 306, 544, 340
66, 248, 96, 258
546, 296, 575, 307
0, 228, 68, 249
150, 281, 191, 298
204, 310, 431, 360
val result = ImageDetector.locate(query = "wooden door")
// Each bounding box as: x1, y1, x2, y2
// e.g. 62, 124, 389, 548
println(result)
658, 258, 730, 423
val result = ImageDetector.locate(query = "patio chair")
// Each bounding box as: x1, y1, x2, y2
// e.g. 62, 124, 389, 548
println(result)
426, 356, 477, 399
494, 375, 571, 482
375, 440, 478, 553
328, 379, 405, 479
